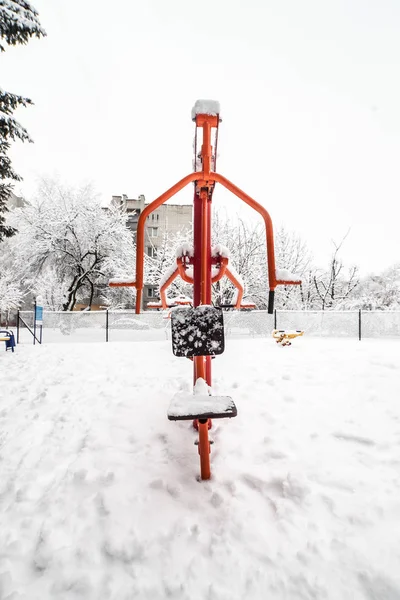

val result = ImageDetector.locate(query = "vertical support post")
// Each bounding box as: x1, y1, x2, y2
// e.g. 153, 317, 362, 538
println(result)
33, 300, 36, 345
193, 190, 202, 307
206, 195, 212, 305
206, 355, 212, 387
359, 309, 362, 341
201, 121, 212, 175
274, 308, 277, 330
198, 420, 211, 480
106, 310, 109, 342
268, 290, 275, 315
17, 310, 20, 344
200, 189, 209, 304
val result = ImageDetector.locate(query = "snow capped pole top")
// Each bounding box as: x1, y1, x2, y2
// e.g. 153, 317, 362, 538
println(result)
192, 100, 221, 179
191, 99, 222, 122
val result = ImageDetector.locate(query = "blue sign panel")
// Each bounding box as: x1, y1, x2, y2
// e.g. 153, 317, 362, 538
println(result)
35, 305, 43, 323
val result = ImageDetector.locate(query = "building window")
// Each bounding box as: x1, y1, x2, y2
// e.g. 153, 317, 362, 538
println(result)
149, 227, 158, 237
156, 213, 159, 221
147, 246, 157, 258
147, 287, 157, 298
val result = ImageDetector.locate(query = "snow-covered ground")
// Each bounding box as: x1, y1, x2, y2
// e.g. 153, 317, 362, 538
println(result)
1, 336, 400, 599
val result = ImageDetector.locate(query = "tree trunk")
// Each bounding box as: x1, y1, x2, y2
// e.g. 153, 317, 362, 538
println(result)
87, 279, 94, 309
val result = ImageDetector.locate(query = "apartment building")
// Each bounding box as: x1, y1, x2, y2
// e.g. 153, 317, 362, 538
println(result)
6, 191, 26, 209
111, 194, 192, 306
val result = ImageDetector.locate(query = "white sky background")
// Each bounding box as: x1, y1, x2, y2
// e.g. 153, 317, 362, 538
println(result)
2, 0, 400, 275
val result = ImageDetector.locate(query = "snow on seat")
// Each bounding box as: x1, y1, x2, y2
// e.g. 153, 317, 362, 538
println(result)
275, 268, 302, 284
168, 392, 237, 421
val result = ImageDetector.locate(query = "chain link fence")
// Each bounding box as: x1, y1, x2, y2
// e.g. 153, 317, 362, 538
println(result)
12, 309, 400, 344
276, 310, 360, 338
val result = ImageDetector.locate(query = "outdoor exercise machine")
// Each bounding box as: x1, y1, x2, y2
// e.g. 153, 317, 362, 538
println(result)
272, 329, 304, 346
110, 100, 301, 480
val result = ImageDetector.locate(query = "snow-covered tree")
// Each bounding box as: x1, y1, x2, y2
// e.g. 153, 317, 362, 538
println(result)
8, 181, 135, 310
368, 264, 400, 310
0, 266, 24, 325
32, 268, 70, 311
343, 263, 400, 311
210, 212, 314, 310
298, 269, 320, 310
274, 226, 314, 310
210, 212, 267, 307
0, 234, 24, 323
144, 228, 193, 300
313, 233, 359, 310
0, 1, 46, 241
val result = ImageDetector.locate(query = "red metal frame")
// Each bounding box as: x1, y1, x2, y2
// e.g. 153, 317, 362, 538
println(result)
110, 105, 301, 480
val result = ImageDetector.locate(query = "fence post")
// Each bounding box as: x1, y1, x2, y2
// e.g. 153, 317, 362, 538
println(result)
106, 310, 109, 342
274, 309, 277, 330
359, 309, 362, 341
33, 300, 36, 345
17, 310, 20, 344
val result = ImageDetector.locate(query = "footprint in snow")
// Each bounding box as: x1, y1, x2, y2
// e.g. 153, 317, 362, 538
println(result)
333, 432, 375, 446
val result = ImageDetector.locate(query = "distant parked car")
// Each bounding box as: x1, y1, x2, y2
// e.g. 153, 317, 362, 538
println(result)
109, 317, 150, 330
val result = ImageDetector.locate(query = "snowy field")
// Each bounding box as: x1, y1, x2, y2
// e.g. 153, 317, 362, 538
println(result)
1, 336, 400, 599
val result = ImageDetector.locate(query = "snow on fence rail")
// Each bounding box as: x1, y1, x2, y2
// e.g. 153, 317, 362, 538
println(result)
14, 310, 400, 343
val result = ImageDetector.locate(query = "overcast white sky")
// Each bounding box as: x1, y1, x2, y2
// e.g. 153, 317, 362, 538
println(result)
3, 0, 400, 274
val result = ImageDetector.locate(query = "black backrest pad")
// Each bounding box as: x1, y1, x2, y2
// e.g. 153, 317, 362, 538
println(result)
171, 306, 225, 357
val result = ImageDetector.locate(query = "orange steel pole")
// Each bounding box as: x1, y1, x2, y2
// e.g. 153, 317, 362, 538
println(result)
109, 281, 136, 288
206, 195, 212, 305
225, 268, 244, 308
201, 121, 212, 176
211, 258, 228, 283
159, 268, 180, 308
191, 114, 218, 478
177, 261, 195, 284
200, 189, 209, 303
193, 190, 202, 307
212, 172, 278, 291
198, 419, 211, 480
135, 172, 199, 313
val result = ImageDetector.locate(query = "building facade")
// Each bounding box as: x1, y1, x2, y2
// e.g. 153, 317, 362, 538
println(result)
7, 191, 26, 209
111, 194, 192, 307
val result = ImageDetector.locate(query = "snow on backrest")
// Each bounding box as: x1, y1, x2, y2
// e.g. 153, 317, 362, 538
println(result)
191, 99, 221, 120
212, 244, 230, 258
176, 244, 194, 258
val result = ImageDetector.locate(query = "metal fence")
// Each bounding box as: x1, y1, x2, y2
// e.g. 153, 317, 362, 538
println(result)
13, 309, 400, 344
276, 310, 360, 338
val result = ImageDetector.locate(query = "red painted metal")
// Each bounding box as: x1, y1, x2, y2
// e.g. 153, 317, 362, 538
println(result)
109, 104, 302, 480
193, 190, 202, 308
134, 172, 199, 313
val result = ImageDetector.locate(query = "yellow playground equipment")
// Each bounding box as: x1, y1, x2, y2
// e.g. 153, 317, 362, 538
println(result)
272, 329, 304, 346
